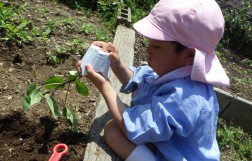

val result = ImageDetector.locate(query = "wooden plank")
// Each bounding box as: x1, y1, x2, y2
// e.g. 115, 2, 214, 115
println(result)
83, 25, 135, 161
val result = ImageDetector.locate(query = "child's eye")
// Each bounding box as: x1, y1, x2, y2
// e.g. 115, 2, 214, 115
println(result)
152, 45, 160, 48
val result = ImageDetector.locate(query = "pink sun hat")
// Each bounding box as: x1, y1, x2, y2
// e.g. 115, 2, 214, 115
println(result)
133, 0, 230, 87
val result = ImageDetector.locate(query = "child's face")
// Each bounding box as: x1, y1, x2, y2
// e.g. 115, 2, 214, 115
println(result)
147, 39, 188, 76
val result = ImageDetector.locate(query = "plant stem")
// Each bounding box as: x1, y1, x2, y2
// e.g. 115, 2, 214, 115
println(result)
64, 82, 71, 107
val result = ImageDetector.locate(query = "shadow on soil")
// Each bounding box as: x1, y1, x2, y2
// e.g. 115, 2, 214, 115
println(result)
0, 111, 88, 161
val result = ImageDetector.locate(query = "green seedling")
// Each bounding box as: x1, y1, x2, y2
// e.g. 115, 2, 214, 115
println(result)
55, 46, 71, 62
70, 39, 89, 49
241, 58, 252, 67
22, 71, 88, 132
41, 19, 57, 41
0, 3, 33, 44
232, 77, 247, 84
62, 18, 76, 24
81, 23, 96, 35
38, 7, 48, 15
74, 1, 83, 10
68, 38, 82, 47
96, 29, 110, 41
41, 27, 52, 41
56, 46, 69, 54
17, 3, 28, 13
5, 19, 33, 44
215, 50, 228, 62
31, 26, 41, 37
60, 18, 76, 31
46, 51, 60, 64
65, 39, 89, 55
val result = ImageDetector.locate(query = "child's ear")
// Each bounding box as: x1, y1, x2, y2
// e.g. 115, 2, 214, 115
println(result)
185, 48, 195, 66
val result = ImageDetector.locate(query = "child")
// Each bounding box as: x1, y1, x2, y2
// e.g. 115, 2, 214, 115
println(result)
76, 0, 229, 160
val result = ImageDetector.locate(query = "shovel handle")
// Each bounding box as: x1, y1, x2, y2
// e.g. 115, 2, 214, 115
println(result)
48, 144, 68, 161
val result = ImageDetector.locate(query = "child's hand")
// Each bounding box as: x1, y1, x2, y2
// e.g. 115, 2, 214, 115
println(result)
76, 61, 110, 91
91, 41, 121, 69
76, 61, 82, 74
91, 41, 133, 85
84, 64, 111, 92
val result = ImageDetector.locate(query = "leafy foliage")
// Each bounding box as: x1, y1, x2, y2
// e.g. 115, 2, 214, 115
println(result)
124, 0, 156, 24
22, 71, 88, 132
0, 2, 33, 44
81, 22, 96, 35
218, 0, 252, 57
217, 118, 252, 161
58, 0, 97, 10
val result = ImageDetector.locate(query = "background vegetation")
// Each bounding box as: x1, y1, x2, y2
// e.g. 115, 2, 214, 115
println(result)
1, 0, 252, 160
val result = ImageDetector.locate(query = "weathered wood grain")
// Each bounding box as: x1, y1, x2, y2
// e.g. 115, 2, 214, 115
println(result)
83, 25, 135, 161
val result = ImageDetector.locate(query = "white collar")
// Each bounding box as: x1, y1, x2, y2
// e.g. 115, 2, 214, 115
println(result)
154, 65, 193, 84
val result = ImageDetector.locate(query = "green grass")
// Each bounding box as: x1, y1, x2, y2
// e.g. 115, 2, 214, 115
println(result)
217, 118, 252, 161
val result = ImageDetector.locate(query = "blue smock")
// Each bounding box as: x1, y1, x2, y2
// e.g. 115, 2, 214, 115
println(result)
121, 65, 220, 161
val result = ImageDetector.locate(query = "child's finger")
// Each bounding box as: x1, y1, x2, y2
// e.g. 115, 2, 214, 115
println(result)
91, 41, 106, 48
75, 61, 82, 73
106, 42, 118, 53
85, 64, 101, 79
91, 41, 118, 53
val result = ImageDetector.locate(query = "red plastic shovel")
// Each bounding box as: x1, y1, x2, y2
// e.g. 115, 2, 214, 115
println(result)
48, 144, 68, 161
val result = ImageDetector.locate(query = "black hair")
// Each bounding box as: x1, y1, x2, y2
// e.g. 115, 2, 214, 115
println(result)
171, 41, 188, 53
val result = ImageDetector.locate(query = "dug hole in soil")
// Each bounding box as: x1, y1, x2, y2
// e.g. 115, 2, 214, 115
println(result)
1, 0, 252, 161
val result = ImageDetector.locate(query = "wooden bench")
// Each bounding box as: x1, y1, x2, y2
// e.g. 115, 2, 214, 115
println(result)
83, 25, 135, 161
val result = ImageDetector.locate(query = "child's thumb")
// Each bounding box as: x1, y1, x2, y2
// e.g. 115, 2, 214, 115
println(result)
85, 64, 94, 74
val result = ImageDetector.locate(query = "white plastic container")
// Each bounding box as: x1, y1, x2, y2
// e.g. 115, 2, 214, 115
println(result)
81, 45, 110, 78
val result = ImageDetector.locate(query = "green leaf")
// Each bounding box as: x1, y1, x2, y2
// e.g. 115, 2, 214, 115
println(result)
75, 79, 88, 96
68, 71, 80, 82
7, 24, 15, 31
44, 76, 65, 89
45, 94, 60, 118
63, 106, 78, 132
70, 114, 78, 132
17, 20, 28, 30
22, 84, 42, 110
43, 28, 51, 36
62, 106, 71, 117
0, 2, 4, 8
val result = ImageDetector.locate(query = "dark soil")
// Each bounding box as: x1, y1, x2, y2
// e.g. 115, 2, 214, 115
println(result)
0, 0, 251, 161
0, 0, 103, 160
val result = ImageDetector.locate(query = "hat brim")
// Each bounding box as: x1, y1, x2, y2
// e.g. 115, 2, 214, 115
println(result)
133, 17, 174, 41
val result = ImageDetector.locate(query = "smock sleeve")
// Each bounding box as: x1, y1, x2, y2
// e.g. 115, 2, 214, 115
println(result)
122, 85, 203, 144
120, 66, 154, 94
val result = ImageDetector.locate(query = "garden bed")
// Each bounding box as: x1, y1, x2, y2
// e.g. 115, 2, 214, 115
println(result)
0, 0, 105, 160
0, 0, 251, 161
